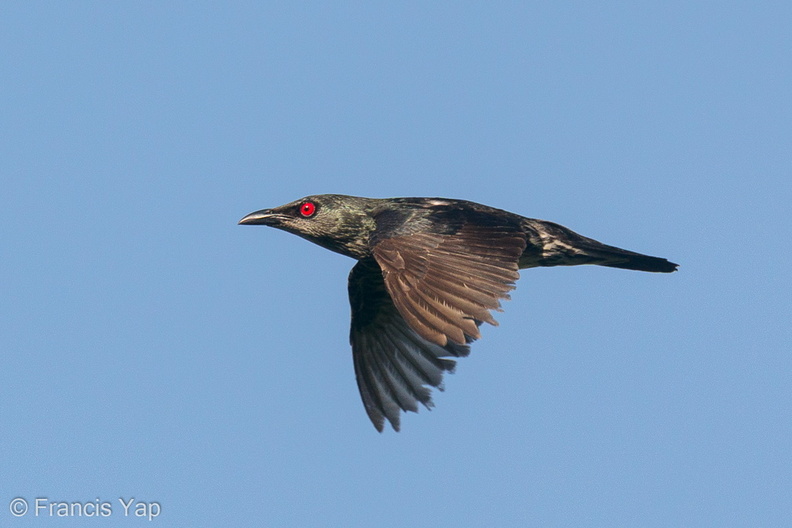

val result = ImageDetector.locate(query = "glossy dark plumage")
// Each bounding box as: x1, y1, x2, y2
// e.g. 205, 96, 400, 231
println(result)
239, 194, 678, 431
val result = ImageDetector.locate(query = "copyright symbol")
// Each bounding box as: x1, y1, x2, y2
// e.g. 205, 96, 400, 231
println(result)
9, 497, 28, 516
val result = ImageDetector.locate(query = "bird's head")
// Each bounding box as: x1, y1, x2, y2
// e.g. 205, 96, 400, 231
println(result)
239, 194, 378, 259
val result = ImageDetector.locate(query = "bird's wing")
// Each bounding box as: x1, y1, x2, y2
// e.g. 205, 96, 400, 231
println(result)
371, 213, 527, 347
348, 259, 470, 432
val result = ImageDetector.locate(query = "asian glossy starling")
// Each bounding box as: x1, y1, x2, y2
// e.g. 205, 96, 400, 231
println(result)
239, 194, 677, 432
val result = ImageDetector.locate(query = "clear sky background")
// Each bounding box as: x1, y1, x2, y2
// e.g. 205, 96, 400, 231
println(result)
2, 2, 790, 527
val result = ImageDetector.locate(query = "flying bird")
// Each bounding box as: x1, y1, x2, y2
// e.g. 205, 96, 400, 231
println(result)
239, 194, 677, 432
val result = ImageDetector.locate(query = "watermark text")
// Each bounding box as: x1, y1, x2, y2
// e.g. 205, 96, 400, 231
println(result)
9, 497, 160, 521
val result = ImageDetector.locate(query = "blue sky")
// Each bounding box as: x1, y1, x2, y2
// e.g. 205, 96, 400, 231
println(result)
2, 2, 790, 527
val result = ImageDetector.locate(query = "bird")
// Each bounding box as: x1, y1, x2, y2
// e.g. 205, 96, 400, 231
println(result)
239, 194, 677, 432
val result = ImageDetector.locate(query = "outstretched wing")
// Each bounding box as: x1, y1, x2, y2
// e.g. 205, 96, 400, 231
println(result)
371, 209, 527, 347
348, 259, 470, 432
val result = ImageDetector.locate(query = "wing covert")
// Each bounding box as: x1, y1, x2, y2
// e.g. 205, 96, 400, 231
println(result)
372, 217, 526, 347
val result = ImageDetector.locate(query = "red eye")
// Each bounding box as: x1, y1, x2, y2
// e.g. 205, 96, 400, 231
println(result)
300, 201, 316, 217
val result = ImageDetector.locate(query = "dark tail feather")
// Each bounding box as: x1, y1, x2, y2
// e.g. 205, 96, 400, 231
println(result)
525, 220, 679, 273
591, 245, 679, 273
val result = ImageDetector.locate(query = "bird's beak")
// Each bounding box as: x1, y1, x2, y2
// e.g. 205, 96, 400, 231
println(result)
238, 209, 278, 226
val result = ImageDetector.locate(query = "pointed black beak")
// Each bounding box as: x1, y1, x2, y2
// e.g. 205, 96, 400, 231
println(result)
238, 209, 278, 226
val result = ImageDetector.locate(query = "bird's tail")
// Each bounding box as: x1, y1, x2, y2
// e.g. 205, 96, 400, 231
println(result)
577, 242, 679, 273
522, 220, 678, 273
